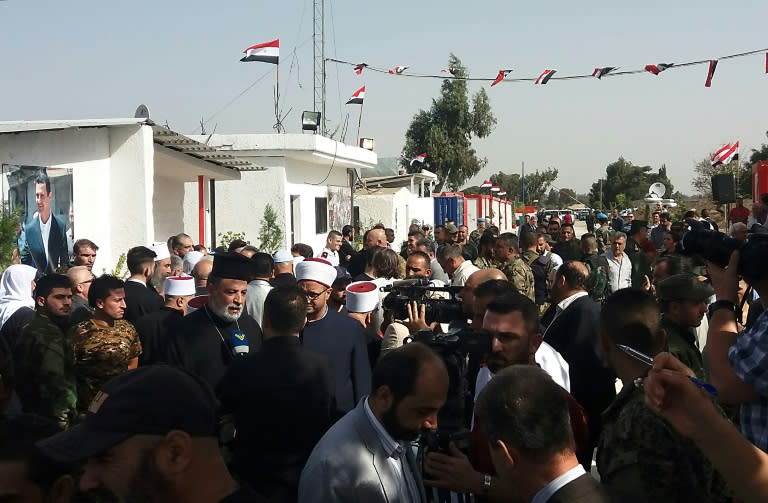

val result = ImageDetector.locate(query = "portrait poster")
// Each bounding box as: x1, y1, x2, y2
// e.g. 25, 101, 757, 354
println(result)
1, 165, 73, 274
327, 186, 351, 232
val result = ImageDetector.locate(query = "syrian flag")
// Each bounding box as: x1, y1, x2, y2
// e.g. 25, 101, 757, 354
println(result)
765, 52, 768, 74
346, 85, 366, 105
491, 69, 512, 87
388, 66, 408, 74
441, 67, 459, 75
410, 152, 428, 166
354, 63, 368, 75
534, 69, 556, 85
644, 63, 673, 75
705, 60, 718, 88
240, 39, 279, 64
711, 142, 739, 166
592, 66, 616, 79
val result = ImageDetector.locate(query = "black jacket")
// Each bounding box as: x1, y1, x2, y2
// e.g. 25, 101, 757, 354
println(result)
123, 280, 164, 325
218, 336, 335, 503
548, 473, 619, 503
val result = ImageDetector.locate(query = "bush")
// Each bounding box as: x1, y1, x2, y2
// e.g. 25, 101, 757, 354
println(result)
218, 231, 248, 250
258, 204, 284, 254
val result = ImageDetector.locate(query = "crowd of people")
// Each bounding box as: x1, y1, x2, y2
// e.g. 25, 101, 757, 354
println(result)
0, 201, 767, 502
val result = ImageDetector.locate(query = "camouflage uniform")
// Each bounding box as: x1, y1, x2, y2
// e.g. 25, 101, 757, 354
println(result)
594, 224, 614, 254
596, 381, 731, 502
69, 319, 141, 413
496, 256, 535, 302
625, 236, 652, 289
14, 311, 78, 428
581, 252, 611, 303
660, 316, 706, 380
473, 256, 495, 269
468, 227, 485, 247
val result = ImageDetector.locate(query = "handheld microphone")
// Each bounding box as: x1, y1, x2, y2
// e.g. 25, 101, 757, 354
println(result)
229, 328, 249, 356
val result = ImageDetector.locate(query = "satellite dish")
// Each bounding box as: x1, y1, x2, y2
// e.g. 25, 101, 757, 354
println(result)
134, 104, 150, 119
648, 182, 666, 199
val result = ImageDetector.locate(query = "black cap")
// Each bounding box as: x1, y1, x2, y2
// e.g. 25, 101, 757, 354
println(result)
629, 220, 648, 235
657, 274, 714, 302
211, 252, 255, 281
36, 365, 218, 463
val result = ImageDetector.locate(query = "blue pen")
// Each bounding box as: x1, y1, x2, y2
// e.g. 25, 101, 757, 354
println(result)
617, 344, 719, 398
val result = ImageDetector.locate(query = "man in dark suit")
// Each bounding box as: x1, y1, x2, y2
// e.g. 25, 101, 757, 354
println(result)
122, 246, 164, 325
542, 261, 616, 469
219, 286, 335, 503
475, 365, 618, 502
21, 171, 69, 274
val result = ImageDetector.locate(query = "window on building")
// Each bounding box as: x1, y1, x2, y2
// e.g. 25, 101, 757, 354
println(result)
315, 197, 328, 234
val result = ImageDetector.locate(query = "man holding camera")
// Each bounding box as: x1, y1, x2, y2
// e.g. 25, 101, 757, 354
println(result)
707, 241, 768, 451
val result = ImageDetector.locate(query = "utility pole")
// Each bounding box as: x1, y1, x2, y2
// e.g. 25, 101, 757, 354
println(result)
313, 0, 326, 136
521, 161, 526, 205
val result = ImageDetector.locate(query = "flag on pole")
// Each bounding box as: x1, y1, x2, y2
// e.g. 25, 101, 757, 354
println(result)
346, 85, 366, 105
705, 60, 718, 87
765, 52, 768, 74
410, 152, 428, 166
534, 69, 556, 85
491, 69, 512, 87
711, 141, 739, 166
591, 66, 616, 79
441, 67, 459, 75
240, 39, 279, 64
354, 63, 368, 75
644, 63, 674, 75
388, 66, 408, 74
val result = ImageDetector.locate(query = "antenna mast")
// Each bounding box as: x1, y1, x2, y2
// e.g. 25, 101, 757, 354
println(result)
313, 0, 326, 135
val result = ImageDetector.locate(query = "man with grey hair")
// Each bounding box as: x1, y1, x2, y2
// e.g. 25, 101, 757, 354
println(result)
475, 365, 615, 502
604, 232, 632, 293
730, 221, 748, 241
437, 243, 479, 287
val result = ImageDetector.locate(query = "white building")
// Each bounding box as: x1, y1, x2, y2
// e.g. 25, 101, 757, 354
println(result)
184, 134, 377, 255
0, 118, 248, 273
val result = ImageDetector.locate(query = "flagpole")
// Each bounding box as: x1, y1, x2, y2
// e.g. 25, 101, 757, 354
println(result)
356, 101, 364, 142
274, 62, 283, 133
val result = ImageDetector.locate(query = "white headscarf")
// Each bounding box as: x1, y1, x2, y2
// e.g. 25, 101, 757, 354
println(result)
0, 264, 38, 328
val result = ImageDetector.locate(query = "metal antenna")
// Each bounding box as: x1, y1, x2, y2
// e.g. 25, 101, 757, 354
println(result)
313, 0, 326, 135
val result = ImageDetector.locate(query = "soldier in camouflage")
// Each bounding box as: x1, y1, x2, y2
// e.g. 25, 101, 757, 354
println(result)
594, 212, 613, 254
519, 230, 552, 314
14, 274, 78, 429
596, 288, 730, 502
492, 232, 535, 301
68, 274, 141, 413
468, 217, 487, 247
580, 234, 611, 303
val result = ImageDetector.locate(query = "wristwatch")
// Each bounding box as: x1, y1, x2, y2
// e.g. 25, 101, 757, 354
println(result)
708, 300, 737, 318
482, 474, 492, 495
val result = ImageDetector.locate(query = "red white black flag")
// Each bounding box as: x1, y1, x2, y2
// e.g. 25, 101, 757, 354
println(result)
388, 66, 408, 74
346, 85, 366, 105
354, 63, 368, 75
534, 69, 556, 85
240, 39, 279, 64
441, 67, 459, 75
711, 142, 739, 166
491, 69, 512, 87
705, 60, 718, 87
592, 67, 617, 79
410, 152, 428, 166
644, 63, 673, 75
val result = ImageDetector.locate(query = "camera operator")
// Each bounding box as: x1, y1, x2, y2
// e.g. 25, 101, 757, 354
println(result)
705, 236, 768, 451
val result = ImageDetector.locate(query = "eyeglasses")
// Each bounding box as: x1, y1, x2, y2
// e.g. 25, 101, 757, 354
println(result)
301, 287, 330, 300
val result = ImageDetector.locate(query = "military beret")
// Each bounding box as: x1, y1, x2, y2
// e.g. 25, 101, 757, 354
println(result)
657, 274, 714, 302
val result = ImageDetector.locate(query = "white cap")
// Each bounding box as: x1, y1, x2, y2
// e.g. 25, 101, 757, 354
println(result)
164, 275, 196, 296
345, 281, 380, 313
183, 251, 204, 274
292, 255, 305, 266
150, 242, 171, 261
273, 249, 293, 264
295, 258, 336, 288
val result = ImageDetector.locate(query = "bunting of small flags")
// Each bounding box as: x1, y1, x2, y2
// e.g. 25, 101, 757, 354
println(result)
346, 85, 366, 105
388, 66, 409, 74
644, 63, 674, 75
441, 67, 459, 75
240, 39, 279, 64
491, 69, 513, 87
705, 60, 718, 88
534, 69, 556, 85
354, 63, 368, 75
711, 142, 739, 166
591, 66, 617, 79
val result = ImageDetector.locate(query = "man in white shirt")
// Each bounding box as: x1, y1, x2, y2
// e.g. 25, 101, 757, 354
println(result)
20, 171, 69, 274
245, 253, 274, 328
317, 230, 342, 267
437, 243, 479, 287
604, 232, 632, 293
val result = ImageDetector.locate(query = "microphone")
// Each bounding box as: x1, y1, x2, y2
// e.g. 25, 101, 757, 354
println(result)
229, 328, 249, 356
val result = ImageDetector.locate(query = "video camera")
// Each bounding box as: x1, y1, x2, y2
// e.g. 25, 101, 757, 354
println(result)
381, 278, 465, 325
677, 220, 768, 282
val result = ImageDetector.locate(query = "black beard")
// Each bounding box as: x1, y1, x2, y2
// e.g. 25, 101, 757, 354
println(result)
381, 402, 420, 442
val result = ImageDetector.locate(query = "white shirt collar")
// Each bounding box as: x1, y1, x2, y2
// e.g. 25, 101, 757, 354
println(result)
363, 398, 402, 458
556, 291, 588, 312
531, 464, 586, 503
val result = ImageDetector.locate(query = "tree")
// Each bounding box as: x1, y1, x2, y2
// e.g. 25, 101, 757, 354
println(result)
258, 204, 284, 254
588, 158, 674, 208
461, 167, 558, 206
402, 54, 497, 192
691, 158, 721, 198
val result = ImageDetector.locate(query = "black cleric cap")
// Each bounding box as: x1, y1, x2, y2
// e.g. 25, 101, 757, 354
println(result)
211, 252, 255, 281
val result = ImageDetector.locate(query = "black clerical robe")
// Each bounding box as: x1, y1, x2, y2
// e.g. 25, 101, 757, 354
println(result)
134, 307, 184, 366
165, 306, 262, 390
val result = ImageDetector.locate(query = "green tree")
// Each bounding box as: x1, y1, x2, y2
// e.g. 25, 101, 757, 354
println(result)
258, 204, 284, 254
588, 158, 673, 207
0, 209, 21, 272
521, 168, 559, 205
402, 54, 497, 192
218, 231, 248, 250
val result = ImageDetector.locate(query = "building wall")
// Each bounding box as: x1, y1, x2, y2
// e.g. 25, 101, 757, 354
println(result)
356, 189, 434, 247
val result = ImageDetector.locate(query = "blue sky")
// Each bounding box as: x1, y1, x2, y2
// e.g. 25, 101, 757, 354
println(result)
1, 0, 766, 195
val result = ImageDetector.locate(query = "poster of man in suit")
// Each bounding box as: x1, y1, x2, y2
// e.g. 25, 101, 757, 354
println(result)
2, 165, 73, 274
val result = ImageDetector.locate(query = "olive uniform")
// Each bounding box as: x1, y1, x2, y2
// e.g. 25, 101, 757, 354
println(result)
521, 249, 552, 314
495, 256, 535, 302
69, 319, 141, 413
581, 252, 611, 303
594, 224, 614, 254
660, 316, 706, 380
596, 381, 730, 502
625, 236, 652, 289
14, 311, 78, 428
473, 256, 494, 269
